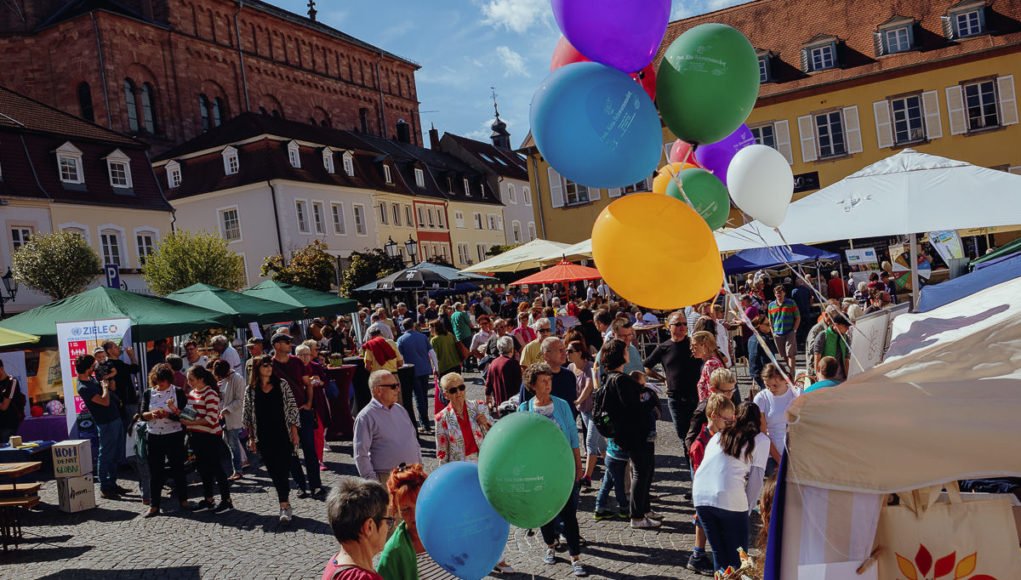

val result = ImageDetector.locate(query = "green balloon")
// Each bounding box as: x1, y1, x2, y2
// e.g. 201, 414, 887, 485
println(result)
666, 168, 731, 230
656, 23, 760, 144
477, 411, 574, 529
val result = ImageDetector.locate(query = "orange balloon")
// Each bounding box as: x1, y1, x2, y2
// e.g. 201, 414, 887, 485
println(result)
592, 193, 723, 310
652, 162, 698, 194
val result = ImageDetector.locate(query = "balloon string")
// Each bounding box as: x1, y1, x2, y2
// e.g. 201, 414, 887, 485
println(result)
669, 143, 698, 211
720, 278, 796, 389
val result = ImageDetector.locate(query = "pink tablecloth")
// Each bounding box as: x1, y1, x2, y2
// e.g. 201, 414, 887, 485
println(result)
324, 365, 356, 440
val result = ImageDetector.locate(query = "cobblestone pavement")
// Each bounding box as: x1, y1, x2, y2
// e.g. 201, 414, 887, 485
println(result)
7, 371, 756, 579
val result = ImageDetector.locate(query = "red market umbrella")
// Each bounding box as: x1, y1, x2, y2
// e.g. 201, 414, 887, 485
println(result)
510, 261, 601, 286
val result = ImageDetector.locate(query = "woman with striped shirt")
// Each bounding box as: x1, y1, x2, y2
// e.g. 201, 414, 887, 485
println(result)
180, 365, 233, 513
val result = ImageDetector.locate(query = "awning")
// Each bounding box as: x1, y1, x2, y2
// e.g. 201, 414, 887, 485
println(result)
241, 280, 357, 317
722, 244, 839, 275
0, 327, 39, 350
459, 239, 571, 273
166, 283, 306, 324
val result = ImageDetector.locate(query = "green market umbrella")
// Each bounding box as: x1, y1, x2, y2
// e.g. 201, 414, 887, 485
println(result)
0, 286, 233, 347
241, 280, 357, 318
166, 283, 306, 325
0, 327, 39, 349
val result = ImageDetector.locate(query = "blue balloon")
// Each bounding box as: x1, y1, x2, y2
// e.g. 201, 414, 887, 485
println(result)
416, 462, 510, 580
531, 62, 662, 188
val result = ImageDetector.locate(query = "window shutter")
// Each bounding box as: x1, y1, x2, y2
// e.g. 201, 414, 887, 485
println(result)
800, 48, 810, 72
547, 166, 565, 208
873, 32, 885, 57
873, 100, 894, 149
797, 115, 818, 163
997, 75, 1018, 126
941, 15, 955, 39
945, 85, 968, 135
921, 90, 943, 140
589, 187, 601, 201
608, 187, 622, 198
774, 120, 794, 164
843, 106, 863, 154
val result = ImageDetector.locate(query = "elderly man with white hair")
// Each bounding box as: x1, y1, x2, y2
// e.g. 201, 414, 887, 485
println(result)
353, 370, 421, 482
519, 318, 552, 368
519, 336, 579, 418
210, 334, 242, 374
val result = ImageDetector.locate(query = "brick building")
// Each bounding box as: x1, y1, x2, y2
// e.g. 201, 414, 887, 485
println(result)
0, 0, 422, 154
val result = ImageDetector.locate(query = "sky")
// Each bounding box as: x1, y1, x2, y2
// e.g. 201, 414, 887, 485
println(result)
269, 0, 752, 147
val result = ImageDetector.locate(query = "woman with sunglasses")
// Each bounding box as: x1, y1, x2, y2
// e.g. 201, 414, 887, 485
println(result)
322, 477, 392, 580
434, 373, 492, 464
243, 354, 301, 524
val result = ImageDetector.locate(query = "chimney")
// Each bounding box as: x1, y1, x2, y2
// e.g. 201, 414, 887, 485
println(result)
428, 124, 441, 150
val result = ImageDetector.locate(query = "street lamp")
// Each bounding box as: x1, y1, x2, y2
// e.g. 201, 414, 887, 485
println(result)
404, 235, 418, 264
0, 267, 18, 319
383, 236, 399, 259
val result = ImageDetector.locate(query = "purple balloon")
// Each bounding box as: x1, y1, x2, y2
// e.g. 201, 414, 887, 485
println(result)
552, 0, 671, 73
694, 124, 756, 186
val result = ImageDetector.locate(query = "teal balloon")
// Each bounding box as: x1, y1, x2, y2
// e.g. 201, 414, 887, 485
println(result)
478, 412, 574, 529
531, 61, 662, 188
666, 168, 731, 230
656, 23, 760, 144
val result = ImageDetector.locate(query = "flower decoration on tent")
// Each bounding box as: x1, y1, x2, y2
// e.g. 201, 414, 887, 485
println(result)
895, 545, 997, 580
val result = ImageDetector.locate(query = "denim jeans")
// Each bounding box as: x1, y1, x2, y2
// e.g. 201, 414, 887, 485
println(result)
595, 454, 629, 513
223, 428, 244, 473
579, 411, 606, 456
96, 417, 124, 492
412, 374, 433, 429
695, 505, 750, 573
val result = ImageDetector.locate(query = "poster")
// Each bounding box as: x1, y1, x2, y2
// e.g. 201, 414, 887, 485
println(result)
0, 351, 29, 418
845, 247, 878, 266
928, 230, 964, 264
890, 242, 931, 291
55, 318, 132, 433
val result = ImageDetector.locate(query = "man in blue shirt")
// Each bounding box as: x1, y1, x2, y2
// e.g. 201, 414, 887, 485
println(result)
396, 318, 434, 433
76, 354, 127, 499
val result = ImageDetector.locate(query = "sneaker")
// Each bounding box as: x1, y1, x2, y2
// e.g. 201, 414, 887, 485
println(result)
213, 500, 234, 514
687, 552, 714, 575
492, 561, 516, 575
631, 517, 662, 529
616, 510, 631, 520
543, 547, 557, 565
646, 510, 665, 521
143, 507, 159, 519
319, 463, 328, 472
571, 561, 589, 577
279, 507, 292, 524
192, 499, 216, 512
594, 510, 616, 521
297, 489, 310, 499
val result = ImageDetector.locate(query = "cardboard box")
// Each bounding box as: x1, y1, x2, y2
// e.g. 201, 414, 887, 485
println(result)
57, 474, 96, 513
1013, 506, 1021, 546
52, 439, 93, 479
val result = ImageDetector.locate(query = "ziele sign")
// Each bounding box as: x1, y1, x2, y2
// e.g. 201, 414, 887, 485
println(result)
794, 171, 821, 193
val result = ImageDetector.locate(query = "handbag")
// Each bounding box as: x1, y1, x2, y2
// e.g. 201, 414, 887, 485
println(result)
874, 482, 1021, 579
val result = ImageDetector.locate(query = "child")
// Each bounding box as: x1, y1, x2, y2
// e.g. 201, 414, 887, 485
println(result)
753, 363, 799, 475
687, 394, 737, 574
684, 368, 738, 456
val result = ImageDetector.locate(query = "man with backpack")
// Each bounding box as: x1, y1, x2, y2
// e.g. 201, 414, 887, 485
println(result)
0, 358, 26, 443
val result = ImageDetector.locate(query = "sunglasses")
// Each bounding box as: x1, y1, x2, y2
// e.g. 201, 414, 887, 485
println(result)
260, 362, 273, 367
446, 384, 466, 395
670, 322, 688, 327
378, 382, 400, 390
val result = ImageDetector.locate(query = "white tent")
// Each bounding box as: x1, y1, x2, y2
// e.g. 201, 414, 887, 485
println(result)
715, 149, 1021, 253
459, 238, 571, 273
546, 238, 592, 262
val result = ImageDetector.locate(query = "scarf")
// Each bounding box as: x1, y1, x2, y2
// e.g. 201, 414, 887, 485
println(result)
364, 337, 396, 365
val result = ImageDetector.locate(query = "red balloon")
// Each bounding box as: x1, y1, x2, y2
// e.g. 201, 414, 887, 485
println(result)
669, 139, 698, 165
551, 37, 657, 101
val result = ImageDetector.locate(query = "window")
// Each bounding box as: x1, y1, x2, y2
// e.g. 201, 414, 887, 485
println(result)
463, 178, 471, 196
437, 210, 445, 229
417, 207, 425, 227
166, 161, 182, 188
222, 147, 239, 175
815, 111, 847, 158
964, 80, 999, 131
512, 221, 521, 243
758, 55, 771, 83
353, 204, 367, 235
342, 152, 354, 176
476, 244, 487, 263
100, 230, 122, 266
312, 202, 325, 234
565, 179, 589, 205
621, 178, 648, 194
296, 200, 310, 233
105, 149, 132, 189
220, 208, 241, 241
378, 202, 388, 225
10, 227, 32, 251
124, 79, 138, 132
527, 222, 536, 241
890, 95, 925, 144
199, 94, 210, 131
427, 209, 435, 228
56, 142, 83, 184
809, 44, 836, 72
136, 232, 155, 265
140, 83, 157, 133
751, 124, 776, 148
487, 215, 498, 230
884, 26, 912, 54
955, 9, 984, 38
523, 186, 531, 206
414, 168, 425, 188
457, 243, 470, 265
507, 183, 517, 204
455, 211, 465, 228
473, 213, 483, 229
405, 205, 413, 227
323, 149, 335, 173
63, 226, 87, 240
331, 203, 346, 234
383, 165, 393, 184
78, 82, 94, 122
287, 141, 301, 168
391, 203, 401, 226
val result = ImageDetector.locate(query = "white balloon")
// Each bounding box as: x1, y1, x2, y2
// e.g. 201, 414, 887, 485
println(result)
726, 144, 794, 228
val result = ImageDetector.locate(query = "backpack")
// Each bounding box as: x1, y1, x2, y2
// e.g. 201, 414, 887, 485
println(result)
591, 373, 619, 439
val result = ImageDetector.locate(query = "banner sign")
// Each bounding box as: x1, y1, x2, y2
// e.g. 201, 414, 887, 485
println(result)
55, 318, 132, 433
845, 247, 878, 266
928, 230, 964, 264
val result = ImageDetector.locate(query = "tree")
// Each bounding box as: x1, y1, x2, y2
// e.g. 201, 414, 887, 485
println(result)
487, 243, 518, 257
261, 240, 337, 292
142, 230, 246, 296
11, 231, 101, 300
338, 248, 404, 297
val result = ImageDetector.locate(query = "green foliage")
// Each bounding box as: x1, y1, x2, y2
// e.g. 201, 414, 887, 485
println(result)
142, 230, 246, 296
11, 231, 101, 300
338, 248, 404, 297
261, 240, 337, 292
487, 244, 518, 257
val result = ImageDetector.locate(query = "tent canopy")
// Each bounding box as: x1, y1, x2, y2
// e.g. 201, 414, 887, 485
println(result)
510, 261, 601, 286
242, 280, 357, 318
916, 253, 1021, 312
459, 239, 571, 273
971, 236, 1021, 270
166, 283, 306, 324
355, 261, 495, 293
722, 244, 839, 275
549, 239, 593, 262
787, 276, 1021, 493
408, 261, 494, 282
0, 286, 233, 347
0, 327, 39, 349
715, 149, 1021, 252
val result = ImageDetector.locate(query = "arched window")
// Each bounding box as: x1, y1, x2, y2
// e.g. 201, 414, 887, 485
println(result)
77, 82, 94, 122
124, 79, 139, 132
140, 83, 156, 133
199, 94, 210, 131
211, 97, 223, 128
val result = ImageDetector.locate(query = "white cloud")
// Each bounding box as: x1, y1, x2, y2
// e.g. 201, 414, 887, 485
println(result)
479, 0, 550, 34
495, 46, 530, 77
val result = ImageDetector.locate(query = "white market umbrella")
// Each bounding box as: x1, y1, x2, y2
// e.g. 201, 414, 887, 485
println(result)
459, 239, 571, 273
544, 238, 593, 263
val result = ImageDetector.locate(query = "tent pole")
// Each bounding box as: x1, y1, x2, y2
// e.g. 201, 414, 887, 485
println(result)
909, 232, 920, 310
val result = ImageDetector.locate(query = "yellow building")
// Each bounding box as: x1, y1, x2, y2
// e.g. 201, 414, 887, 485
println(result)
447, 199, 510, 269
526, 0, 1021, 249
371, 191, 419, 261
